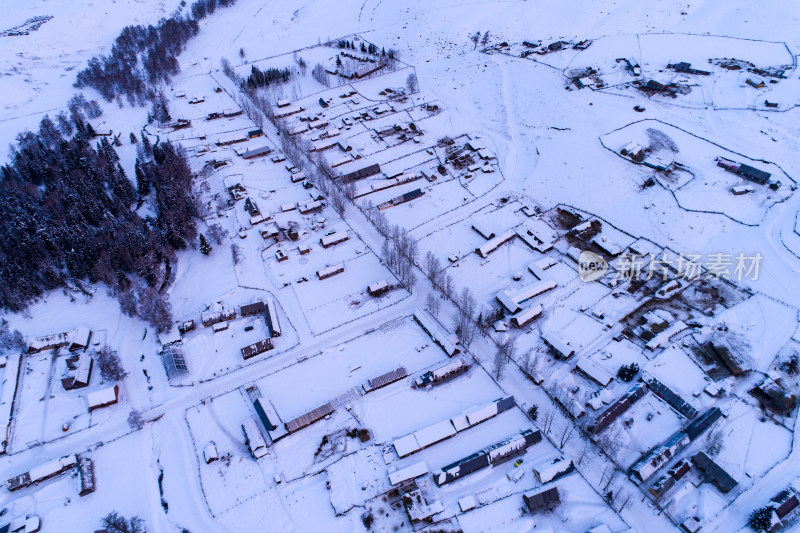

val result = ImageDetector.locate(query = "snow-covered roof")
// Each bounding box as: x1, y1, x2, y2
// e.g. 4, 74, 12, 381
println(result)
511, 304, 543, 328
542, 331, 575, 358
533, 457, 574, 484
393, 433, 421, 458
458, 495, 478, 512
388, 461, 428, 485
576, 357, 613, 386
413, 420, 456, 448
87, 385, 118, 409
159, 328, 182, 346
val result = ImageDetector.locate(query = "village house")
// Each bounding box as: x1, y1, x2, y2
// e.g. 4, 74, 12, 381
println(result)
523, 487, 561, 513
691, 451, 737, 493
317, 264, 345, 280
240, 301, 265, 318
87, 385, 119, 412
241, 339, 273, 360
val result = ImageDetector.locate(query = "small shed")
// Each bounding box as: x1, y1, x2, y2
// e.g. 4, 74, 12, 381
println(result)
203, 442, 219, 464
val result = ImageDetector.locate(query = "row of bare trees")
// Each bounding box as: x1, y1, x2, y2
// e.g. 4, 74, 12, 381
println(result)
380, 227, 417, 292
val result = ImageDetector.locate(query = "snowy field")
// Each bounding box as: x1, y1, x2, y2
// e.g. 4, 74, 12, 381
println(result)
3, 0, 800, 532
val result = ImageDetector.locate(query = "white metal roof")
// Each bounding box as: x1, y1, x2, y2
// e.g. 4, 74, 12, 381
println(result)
388, 461, 428, 485
576, 358, 613, 386
393, 434, 421, 458
413, 420, 456, 448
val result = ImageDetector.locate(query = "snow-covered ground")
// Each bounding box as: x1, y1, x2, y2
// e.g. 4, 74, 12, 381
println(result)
3, 0, 800, 532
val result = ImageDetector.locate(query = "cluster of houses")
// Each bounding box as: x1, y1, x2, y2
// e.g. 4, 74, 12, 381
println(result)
22, 326, 123, 414
27, 326, 91, 354
159, 298, 283, 381
198, 299, 281, 341
242, 366, 407, 458
433, 429, 541, 486
716, 156, 776, 188
6, 453, 95, 498
629, 407, 724, 486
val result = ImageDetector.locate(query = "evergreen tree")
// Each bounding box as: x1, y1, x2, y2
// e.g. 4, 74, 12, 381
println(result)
617, 363, 640, 382
199, 234, 212, 255
748, 507, 774, 532
135, 159, 150, 196
142, 135, 153, 158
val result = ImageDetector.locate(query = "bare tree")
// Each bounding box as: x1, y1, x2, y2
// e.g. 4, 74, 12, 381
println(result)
470, 32, 481, 49
374, 209, 390, 237
706, 426, 725, 456
97, 345, 127, 381
454, 287, 477, 346
424, 251, 442, 288
600, 465, 617, 492
118, 290, 137, 317
312, 63, 330, 87
221, 57, 244, 86
604, 471, 618, 493
481, 31, 491, 46
520, 351, 531, 375
595, 426, 623, 460
558, 421, 576, 449
238, 95, 263, 129
618, 490, 632, 512
207, 223, 227, 245
577, 439, 592, 465
136, 287, 172, 334
231, 243, 242, 265
381, 225, 418, 293
127, 409, 144, 430
426, 293, 440, 316
330, 187, 347, 216
442, 273, 455, 300
406, 72, 418, 93
497, 337, 517, 363
540, 407, 556, 436
102, 511, 145, 533
0, 320, 25, 353
493, 348, 506, 381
